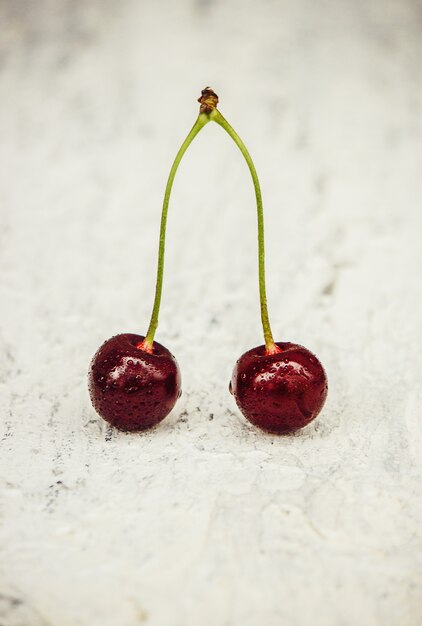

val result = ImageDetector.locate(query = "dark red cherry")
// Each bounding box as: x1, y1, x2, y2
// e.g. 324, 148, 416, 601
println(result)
230, 342, 327, 434
88, 333, 181, 432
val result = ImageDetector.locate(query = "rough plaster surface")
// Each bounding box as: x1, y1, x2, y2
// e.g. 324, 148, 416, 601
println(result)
1, 1, 422, 625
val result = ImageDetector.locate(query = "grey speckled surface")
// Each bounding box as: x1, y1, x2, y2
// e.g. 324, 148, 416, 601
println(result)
1, 1, 422, 625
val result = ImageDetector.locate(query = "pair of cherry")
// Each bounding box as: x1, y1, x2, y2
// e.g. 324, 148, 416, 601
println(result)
88, 89, 328, 435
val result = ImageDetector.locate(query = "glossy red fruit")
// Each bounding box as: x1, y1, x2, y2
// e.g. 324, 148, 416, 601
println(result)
88, 333, 181, 431
230, 342, 327, 434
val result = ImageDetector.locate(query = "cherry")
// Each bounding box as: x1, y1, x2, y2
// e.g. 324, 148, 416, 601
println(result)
88, 87, 328, 434
88, 90, 213, 431
89, 334, 181, 431
194, 88, 329, 434
230, 342, 328, 434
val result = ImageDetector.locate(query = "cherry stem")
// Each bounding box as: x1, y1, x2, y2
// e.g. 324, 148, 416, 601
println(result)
210, 108, 279, 353
142, 112, 210, 350
142, 87, 279, 356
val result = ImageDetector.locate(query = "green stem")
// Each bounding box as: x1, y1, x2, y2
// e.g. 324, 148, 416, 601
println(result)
210, 108, 278, 353
142, 112, 210, 350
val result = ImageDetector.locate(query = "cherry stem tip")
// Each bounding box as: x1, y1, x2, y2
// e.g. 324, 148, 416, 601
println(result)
137, 339, 154, 353
266, 342, 282, 355
198, 87, 219, 114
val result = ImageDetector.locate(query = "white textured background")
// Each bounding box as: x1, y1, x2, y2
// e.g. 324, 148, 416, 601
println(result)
1, 1, 422, 625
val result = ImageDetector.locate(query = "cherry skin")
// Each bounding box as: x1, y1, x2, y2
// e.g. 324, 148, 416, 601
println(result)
88, 333, 181, 432
230, 342, 327, 434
